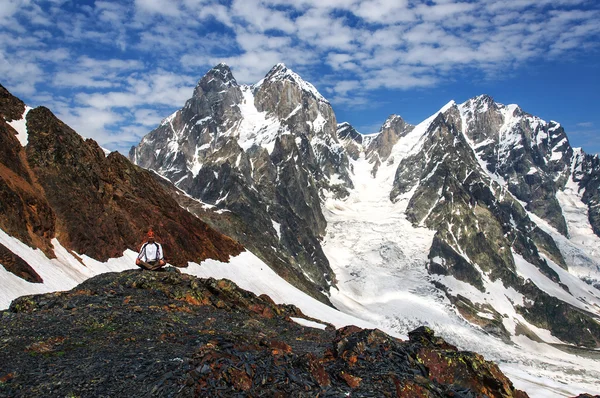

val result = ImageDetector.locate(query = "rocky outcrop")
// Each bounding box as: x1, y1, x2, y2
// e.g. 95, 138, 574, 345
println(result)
366, 114, 414, 176
0, 84, 26, 122
0, 85, 243, 278
337, 122, 363, 144
0, 242, 42, 283
0, 86, 56, 258
337, 122, 362, 161
517, 281, 600, 348
573, 151, 600, 237
0, 269, 528, 397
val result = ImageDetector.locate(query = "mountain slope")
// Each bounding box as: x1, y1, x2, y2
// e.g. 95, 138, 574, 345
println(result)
0, 83, 243, 306
322, 99, 600, 396
384, 100, 600, 347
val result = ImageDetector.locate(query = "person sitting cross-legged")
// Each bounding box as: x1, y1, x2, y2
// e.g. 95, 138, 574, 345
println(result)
135, 230, 166, 271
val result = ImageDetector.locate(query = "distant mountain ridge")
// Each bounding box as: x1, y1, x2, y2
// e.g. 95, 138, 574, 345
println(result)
131, 63, 353, 302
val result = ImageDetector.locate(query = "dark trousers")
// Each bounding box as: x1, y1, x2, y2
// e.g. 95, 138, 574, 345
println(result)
136, 260, 165, 271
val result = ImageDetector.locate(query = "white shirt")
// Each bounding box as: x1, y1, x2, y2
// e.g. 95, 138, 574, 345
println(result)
137, 242, 163, 262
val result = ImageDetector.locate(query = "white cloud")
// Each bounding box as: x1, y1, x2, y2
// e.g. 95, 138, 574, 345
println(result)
414, 2, 477, 21
353, 0, 413, 24
134, 0, 182, 17
576, 122, 593, 128
0, 0, 26, 22
52, 57, 142, 89
231, 0, 296, 34
331, 79, 360, 96
134, 108, 166, 127
0, 0, 598, 152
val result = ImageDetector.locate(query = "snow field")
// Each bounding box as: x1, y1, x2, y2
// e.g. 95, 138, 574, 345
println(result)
182, 251, 379, 332
0, 229, 137, 309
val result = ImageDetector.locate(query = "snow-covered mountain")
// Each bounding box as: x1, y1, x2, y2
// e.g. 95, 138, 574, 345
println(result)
130, 64, 600, 396
130, 63, 353, 302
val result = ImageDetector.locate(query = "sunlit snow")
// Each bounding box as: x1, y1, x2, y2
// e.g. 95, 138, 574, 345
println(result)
318, 104, 600, 397
7, 106, 32, 146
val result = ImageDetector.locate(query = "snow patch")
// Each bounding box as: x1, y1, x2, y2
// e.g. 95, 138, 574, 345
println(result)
290, 317, 328, 330
236, 86, 282, 153
271, 220, 281, 240
0, 229, 137, 310
7, 106, 32, 146
183, 251, 376, 331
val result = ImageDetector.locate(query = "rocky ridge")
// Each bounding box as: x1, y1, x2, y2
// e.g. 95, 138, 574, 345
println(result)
387, 101, 600, 346
0, 84, 242, 280
366, 114, 415, 176
0, 269, 530, 397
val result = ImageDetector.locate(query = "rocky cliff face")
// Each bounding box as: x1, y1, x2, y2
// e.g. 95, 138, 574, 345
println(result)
131, 64, 355, 299
366, 114, 415, 176
572, 149, 600, 238
0, 86, 55, 261
0, 84, 243, 281
0, 269, 529, 397
458, 95, 574, 236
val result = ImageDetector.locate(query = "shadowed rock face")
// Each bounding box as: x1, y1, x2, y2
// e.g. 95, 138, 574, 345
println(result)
337, 122, 363, 161
366, 114, 415, 176
0, 84, 25, 122
1, 270, 529, 397
460, 95, 572, 236
337, 122, 363, 144
367, 114, 414, 162
0, 242, 42, 283
0, 85, 56, 258
574, 153, 600, 238
0, 85, 243, 274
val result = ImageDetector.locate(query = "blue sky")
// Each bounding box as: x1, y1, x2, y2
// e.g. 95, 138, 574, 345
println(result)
1, 0, 599, 154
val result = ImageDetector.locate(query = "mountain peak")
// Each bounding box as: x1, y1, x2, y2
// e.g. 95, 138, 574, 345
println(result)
459, 95, 497, 115
261, 63, 329, 104
273, 62, 287, 71
0, 83, 26, 122
193, 63, 239, 97
337, 122, 363, 144
474, 94, 494, 103
381, 114, 405, 131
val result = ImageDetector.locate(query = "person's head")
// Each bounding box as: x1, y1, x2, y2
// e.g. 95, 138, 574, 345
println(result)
147, 229, 155, 241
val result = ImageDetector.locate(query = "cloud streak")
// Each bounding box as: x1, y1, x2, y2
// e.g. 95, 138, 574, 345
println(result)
0, 0, 599, 153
